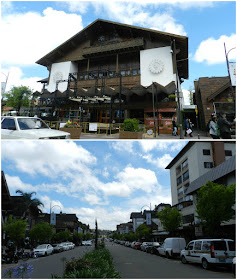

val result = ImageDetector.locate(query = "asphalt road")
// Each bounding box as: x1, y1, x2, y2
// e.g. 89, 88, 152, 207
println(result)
1, 245, 93, 279
106, 242, 234, 279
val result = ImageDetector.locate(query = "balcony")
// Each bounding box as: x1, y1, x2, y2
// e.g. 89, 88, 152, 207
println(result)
82, 38, 144, 57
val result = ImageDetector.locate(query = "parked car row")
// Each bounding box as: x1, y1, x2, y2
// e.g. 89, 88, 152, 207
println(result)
33, 242, 75, 256
114, 238, 236, 272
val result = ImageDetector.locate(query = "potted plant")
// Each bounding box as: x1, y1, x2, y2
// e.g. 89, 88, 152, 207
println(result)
59, 120, 82, 139
119, 118, 143, 139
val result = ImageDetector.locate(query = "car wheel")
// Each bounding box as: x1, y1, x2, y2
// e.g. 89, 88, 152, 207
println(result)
45, 252, 47, 256
202, 258, 209, 270
166, 252, 170, 259
181, 255, 187, 264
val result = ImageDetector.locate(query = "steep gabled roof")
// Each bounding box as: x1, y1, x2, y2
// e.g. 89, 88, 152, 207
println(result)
186, 155, 236, 195
36, 18, 188, 78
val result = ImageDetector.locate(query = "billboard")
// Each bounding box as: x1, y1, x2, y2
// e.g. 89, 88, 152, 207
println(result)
229, 62, 236, 86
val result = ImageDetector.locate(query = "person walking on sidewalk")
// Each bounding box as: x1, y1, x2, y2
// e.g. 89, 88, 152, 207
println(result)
172, 118, 178, 136
209, 114, 220, 139
217, 112, 235, 139
184, 117, 193, 137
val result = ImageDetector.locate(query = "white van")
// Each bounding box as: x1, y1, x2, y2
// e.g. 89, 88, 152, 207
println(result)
180, 239, 235, 269
157, 237, 186, 258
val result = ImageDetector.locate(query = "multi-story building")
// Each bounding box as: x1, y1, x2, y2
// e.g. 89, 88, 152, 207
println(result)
165, 141, 235, 235
117, 222, 133, 234
35, 19, 188, 132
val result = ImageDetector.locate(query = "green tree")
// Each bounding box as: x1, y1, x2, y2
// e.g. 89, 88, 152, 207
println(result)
196, 181, 235, 235
157, 207, 182, 235
136, 224, 151, 240
3, 86, 33, 113
54, 230, 71, 242
29, 222, 54, 243
3, 216, 27, 249
72, 232, 84, 246
14, 190, 44, 219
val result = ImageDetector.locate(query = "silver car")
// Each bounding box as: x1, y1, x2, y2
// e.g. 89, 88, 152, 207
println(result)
34, 244, 54, 256
1, 116, 70, 139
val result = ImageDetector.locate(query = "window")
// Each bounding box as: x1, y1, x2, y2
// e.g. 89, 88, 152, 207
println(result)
225, 150, 232, 156
187, 242, 194, 250
194, 241, 202, 250
183, 170, 189, 181
178, 187, 183, 196
212, 241, 227, 251
182, 214, 194, 224
176, 165, 181, 175
203, 149, 211, 155
177, 176, 182, 185
178, 197, 183, 203
228, 241, 235, 251
202, 241, 211, 251
1, 118, 16, 130
182, 159, 188, 170
204, 162, 213, 168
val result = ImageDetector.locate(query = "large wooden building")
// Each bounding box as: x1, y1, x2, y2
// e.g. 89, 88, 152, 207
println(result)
36, 19, 188, 129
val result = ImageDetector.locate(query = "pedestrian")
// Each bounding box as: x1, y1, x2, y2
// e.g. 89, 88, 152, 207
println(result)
217, 112, 235, 139
172, 118, 177, 136
208, 114, 220, 139
184, 117, 193, 137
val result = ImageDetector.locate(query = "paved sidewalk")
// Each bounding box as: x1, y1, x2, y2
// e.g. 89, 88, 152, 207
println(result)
80, 130, 214, 140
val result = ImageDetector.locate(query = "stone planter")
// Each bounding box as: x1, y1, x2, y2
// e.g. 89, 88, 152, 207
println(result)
119, 130, 143, 139
59, 127, 82, 139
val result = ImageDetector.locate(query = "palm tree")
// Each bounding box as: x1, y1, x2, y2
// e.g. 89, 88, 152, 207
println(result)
15, 190, 44, 219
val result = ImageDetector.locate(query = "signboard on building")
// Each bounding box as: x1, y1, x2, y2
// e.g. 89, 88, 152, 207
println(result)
50, 212, 56, 225
89, 123, 98, 131
229, 62, 236, 86
146, 212, 152, 225
48, 61, 77, 92
140, 46, 176, 88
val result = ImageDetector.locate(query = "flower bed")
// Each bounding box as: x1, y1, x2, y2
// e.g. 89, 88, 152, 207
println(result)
59, 120, 82, 139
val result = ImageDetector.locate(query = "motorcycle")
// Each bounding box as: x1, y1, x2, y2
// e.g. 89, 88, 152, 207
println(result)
2, 250, 19, 264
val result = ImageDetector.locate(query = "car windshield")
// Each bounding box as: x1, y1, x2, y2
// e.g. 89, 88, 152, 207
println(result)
17, 118, 49, 130
36, 245, 47, 249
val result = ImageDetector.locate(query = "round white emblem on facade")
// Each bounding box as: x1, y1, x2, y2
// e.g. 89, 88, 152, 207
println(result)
53, 71, 63, 83
148, 59, 164, 74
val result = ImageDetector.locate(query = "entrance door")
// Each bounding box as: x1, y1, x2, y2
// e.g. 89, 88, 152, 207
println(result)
99, 110, 110, 123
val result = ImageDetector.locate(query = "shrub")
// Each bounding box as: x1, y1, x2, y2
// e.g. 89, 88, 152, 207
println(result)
54, 248, 120, 278
121, 118, 142, 132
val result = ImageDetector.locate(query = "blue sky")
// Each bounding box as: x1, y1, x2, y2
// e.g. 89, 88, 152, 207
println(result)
2, 140, 188, 230
1, 1, 236, 104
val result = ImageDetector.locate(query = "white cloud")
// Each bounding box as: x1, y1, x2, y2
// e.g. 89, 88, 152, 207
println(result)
2, 7, 83, 66
1, 141, 97, 178
182, 89, 192, 105
83, 193, 106, 205
142, 153, 173, 169
193, 34, 236, 65
5, 174, 36, 193
39, 195, 64, 213
1, 67, 43, 92
110, 141, 134, 153
139, 141, 186, 153
90, 2, 186, 36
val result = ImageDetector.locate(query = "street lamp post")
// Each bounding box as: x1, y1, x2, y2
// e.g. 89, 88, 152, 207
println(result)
224, 43, 236, 103
1, 72, 9, 94
50, 203, 62, 225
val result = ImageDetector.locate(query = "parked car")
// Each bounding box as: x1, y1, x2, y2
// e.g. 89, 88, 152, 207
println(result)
52, 244, 64, 253
157, 238, 186, 258
146, 242, 160, 254
59, 242, 70, 251
82, 240, 92, 246
120, 240, 125, 245
67, 242, 75, 249
141, 242, 153, 252
1, 116, 70, 139
131, 241, 136, 249
125, 241, 131, 247
34, 244, 54, 256
232, 257, 236, 276
133, 242, 142, 250
180, 239, 235, 270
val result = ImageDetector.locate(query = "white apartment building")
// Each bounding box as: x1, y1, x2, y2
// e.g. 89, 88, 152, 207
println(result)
165, 141, 235, 231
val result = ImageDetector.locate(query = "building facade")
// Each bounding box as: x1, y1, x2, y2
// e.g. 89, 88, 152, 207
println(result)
35, 19, 188, 132
194, 76, 235, 130
166, 141, 235, 237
